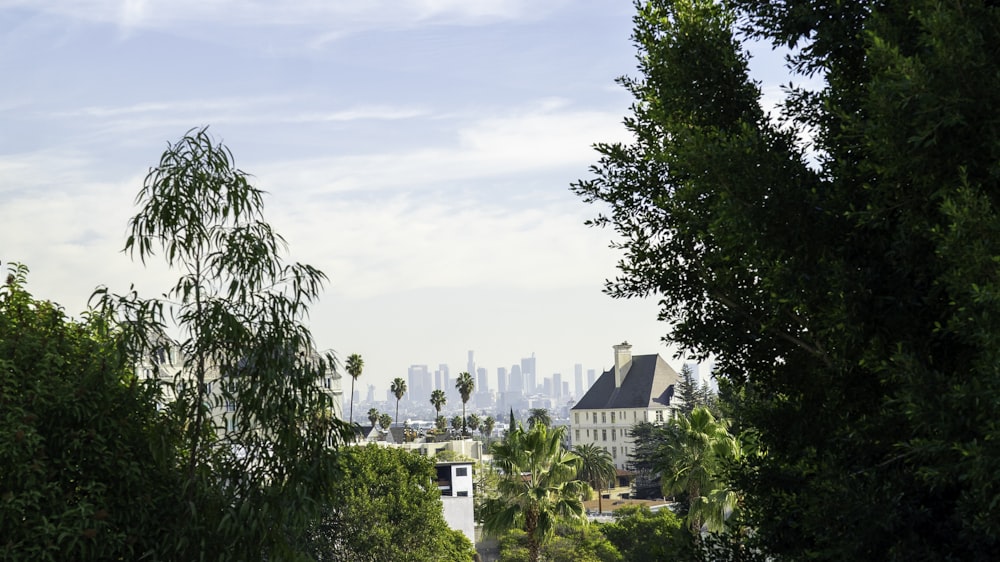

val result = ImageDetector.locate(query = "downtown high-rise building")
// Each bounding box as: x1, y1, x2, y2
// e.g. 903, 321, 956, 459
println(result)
497, 366, 508, 394
587, 368, 597, 388
477, 367, 488, 393
408, 365, 431, 404
521, 354, 536, 395
509, 364, 523, 395
574, 364, 584, 397
552, 372, 563, 400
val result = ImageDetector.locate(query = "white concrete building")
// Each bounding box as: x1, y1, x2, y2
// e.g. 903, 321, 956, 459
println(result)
436, 461, 476, 545
570, 343, 681, 470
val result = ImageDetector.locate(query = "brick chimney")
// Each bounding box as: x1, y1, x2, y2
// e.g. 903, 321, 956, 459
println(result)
613, 342, 632, 388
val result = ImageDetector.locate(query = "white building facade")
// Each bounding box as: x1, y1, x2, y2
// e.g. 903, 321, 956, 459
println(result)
570, 343, 681, 470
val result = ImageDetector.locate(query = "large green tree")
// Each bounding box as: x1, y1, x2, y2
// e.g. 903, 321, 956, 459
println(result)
574, 0, 1000, 558
598, 505, 685, 562
480, 423, 589, 562
0, 265, 183, 561
304, 444, 474, 561
95, 127, 351, 560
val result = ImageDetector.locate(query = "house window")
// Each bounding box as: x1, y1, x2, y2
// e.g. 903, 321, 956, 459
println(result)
601, 412, 606, 423
456, 467, 468, 477
612, 429, 617, 441
324, 377, 331, 389
655, 410, 664, 422
586, 429, 590, 437
612, 446, 617, 458
226, 401, 236, 412
633, 411, 637, 421
575, 413, 579, 424
457, 491, 469, 497
575, 430, 580, 441
602, 429, 607, 441
610, 412, 615, 423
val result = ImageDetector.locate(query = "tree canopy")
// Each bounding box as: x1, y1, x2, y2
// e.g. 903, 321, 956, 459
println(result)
303, 444, 474, 562
574, 0, 1000, 558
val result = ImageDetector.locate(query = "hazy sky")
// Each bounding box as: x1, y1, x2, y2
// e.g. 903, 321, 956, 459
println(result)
2, 1, 797, 396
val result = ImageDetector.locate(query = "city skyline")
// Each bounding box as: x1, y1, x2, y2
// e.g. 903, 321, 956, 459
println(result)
2, 1, 801, 394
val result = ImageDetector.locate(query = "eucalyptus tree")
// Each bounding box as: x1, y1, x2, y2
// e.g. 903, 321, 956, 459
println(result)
430, 389, 447, 419
93, 127, 352, 560
573, 443, 616, 515
480, 423, 588, 562
455, 371, 475, 436
345, 353, 364, 424
367, 408, 379, 428
390, 377, 406, 427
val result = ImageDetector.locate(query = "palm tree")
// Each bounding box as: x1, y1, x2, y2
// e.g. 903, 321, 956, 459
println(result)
455, 371, 475, 436
378, 413, 392, 431
451, 415, 463, 433
657, 406, 741, 534
367, 408, 379, 428
527, 408, 551, 429
481, 415, 496, 446
573, 443, 617, 514
468, 413, 480, 435
390, 377, 407, 427
345, 353, 364, 424
430, 389, 447, 420
480, 423, 589, 562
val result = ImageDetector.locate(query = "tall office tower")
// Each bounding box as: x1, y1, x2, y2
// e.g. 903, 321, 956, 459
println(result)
477, 367, 488, 393
497, 367, 508, 394
509, 364, 523, 395
587, 368, 597, 388
407, 365, 431, 404
438, 363, 452, 401
562, 381, 570, 398
467, 350, 476, 380
552, 372, 563, 400
542, 377, 552, 397
574, 364, 584, 397
434, 369, 444, 391
521, 354, 536, 395
366, 384, 375, 403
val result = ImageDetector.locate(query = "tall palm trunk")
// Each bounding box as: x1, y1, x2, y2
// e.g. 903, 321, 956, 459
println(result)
349, 377, 355, 424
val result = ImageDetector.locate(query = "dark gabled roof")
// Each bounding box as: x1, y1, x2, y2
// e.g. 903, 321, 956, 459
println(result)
571, 354, 679, 410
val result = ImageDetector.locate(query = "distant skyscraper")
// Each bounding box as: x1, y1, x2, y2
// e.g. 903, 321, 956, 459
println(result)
542, 377, 552, 397
509, 364, 523, 395
477, 367, 488, 393
408, 365, 431, 404
552, 373, 563, 400
467, 350, 476, 380
497, 367, 508, 394
574, 364, 584, 397
521, 354, 536, 395
562, 381, 570, 399
587, 368, 597, 388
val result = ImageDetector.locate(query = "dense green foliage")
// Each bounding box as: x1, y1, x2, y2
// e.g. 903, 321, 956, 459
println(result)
599, 505, 686, 562
481, 424, 589, 562
498, 522, 621, 562
93, 127, 352, 560
575, 0, 1000, 558
0, 265, 183, 561
304, 445, 474, 562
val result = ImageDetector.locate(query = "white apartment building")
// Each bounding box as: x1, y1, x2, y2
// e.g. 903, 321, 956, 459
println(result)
570, 343, 681, 470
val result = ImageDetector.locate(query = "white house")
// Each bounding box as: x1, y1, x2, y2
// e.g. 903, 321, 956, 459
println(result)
435, 461, 476, 545
570, 342, 681, 470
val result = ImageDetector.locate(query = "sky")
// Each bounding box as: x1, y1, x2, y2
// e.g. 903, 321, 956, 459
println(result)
1, 0, 798, 397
